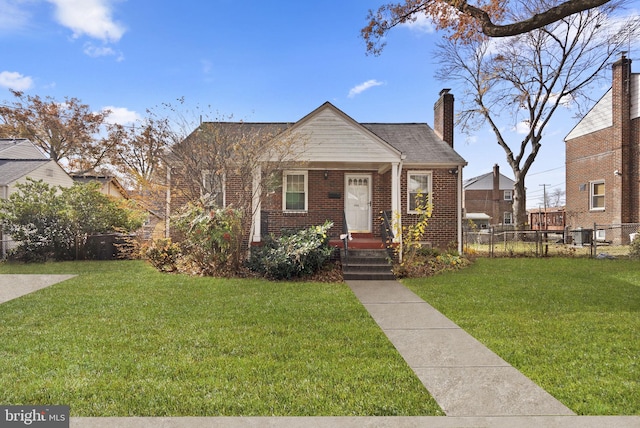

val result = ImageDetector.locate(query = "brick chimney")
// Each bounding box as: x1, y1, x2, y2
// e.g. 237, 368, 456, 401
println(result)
434, 88, 454, 147
492, 164, 500, 222
612, 53, 631, 149
612, 53, 636, 223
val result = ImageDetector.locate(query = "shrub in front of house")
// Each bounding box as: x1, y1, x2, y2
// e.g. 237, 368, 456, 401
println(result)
0, 179, 145, 262
142, 238, 181, 272
248, 221, 334, 280
171, 204, 244, 276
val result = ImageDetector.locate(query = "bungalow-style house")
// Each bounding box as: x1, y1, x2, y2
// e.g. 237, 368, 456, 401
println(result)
71, 174, 129, 199
0, 138, 74, 257
171, 90, 467, 254
565, 53, 640, 244
463, 164, 515, 228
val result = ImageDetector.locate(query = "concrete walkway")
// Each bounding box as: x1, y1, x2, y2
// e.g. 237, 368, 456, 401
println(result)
2, 275, 639, 427
0, 274, 76, 304
347, 280, 574, 417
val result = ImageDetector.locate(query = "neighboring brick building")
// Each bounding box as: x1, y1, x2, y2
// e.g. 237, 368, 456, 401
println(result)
463, 164, 515, 228
170, 91, 467, 252
565, 54, 640, 244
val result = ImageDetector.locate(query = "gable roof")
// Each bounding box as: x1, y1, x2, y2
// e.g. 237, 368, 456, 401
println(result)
464, 171, 515, 190
71, 174, 129, 198
287, 102, 402, 163
565, 73, 640, 140
0, 138, 46, 160
0, 159, 51, 185
187, 102, 466, 167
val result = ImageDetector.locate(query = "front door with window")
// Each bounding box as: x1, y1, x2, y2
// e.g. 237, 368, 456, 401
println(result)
345, 174, 371, 233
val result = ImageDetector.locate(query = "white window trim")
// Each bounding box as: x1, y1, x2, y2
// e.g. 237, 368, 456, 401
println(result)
504, 212, 513, 225
589, 180, 605, 211
407, 171, 432, 214
504, 190, 513, 201
282, 170, 308, 212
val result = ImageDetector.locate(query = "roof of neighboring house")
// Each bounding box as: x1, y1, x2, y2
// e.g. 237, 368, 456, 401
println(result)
0, 159, 51, 185
465, 212, 491, 220
464, 171, 515, 190
0, 138, 46, 160
565, 73, 640, 140
71, 174, 128, 198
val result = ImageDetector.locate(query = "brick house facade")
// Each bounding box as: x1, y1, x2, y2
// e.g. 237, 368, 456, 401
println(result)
565, 54, 640, 243
170, 92, 467, 252
463, 164, 515, 228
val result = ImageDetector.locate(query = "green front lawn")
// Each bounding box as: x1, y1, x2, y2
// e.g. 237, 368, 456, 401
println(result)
403, 257, 640, 415
0, 261, 440, 416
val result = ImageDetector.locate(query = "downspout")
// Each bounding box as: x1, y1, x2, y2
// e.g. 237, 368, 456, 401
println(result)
457, 165, 463, 254
397, 156, 405, 262
165, 166, 171, 239
1, 185, 7, 258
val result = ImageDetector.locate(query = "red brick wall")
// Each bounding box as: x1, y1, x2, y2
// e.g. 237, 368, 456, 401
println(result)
565, 57, 640, 231
401, 168, 458, 249
464, 189, 513, 224
171, 166, 460, 249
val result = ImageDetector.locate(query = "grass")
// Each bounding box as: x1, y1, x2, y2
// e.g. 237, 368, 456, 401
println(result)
0, 260, 441, 416
403, 257, 640, 415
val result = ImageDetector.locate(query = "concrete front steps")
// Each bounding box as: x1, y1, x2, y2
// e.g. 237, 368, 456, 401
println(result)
341, 248, 395, 280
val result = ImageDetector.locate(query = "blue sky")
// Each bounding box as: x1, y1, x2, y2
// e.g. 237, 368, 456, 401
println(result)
1, 0, 637, 208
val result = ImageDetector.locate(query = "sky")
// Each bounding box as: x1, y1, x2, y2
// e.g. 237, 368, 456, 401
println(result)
1, 0, 638, 208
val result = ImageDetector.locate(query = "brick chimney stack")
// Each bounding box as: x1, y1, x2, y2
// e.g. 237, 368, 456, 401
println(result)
492, 164, 500, 222
612, 52, 635, 223
434, 88, 454, 147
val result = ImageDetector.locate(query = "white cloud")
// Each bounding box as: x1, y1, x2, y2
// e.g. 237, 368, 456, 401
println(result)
0, 0, 31, 33
0, 71, 33, 90
103, 106, 141, 125
83, 42, 124, 60
348, 79, 384, 98
400, 13, 435, 34
47, 0, 126, 42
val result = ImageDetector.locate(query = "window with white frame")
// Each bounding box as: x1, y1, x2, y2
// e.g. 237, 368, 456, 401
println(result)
283, 171, 308, 211
504, 190, 513, 201
590, 180, 605, 211
504, 212, 513, 225
201, 170, 225, 207
407, 171, 432, 213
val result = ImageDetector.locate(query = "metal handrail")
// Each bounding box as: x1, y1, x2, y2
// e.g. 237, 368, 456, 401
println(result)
342, 211, 350, 266
380, 210, 394, 254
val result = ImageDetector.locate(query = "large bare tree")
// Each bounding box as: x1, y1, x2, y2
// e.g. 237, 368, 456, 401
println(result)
362, 0, 613, 54
435, 0, 639, 228
0, 90, 120, 173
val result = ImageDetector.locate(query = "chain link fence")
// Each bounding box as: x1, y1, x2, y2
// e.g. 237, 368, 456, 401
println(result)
463, 223, 640, 258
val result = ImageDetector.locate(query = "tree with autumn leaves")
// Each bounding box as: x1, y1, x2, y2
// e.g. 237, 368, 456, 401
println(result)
364, 0, 639, 228
362, 0, 614, 53
0, 90, 121, 174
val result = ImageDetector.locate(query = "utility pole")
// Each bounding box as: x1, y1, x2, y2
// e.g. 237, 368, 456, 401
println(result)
540, 184, 550, 230
540, 184, 550, 256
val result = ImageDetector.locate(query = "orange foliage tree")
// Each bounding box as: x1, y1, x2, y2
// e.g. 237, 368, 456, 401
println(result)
362, 0, 612, 54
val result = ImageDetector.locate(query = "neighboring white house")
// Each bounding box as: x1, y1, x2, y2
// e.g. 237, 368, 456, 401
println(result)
0, 139, 74, 257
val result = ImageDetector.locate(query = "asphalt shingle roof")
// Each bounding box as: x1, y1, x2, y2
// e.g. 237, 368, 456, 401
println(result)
0, 159, 50, 186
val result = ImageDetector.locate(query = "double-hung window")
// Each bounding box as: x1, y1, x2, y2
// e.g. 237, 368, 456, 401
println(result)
504, 190, 513, 201
504, 212, 513, 225
202, 170, 225, 208
283, 171, 307, 211
407, 171, 432, 213
590, 180, 605, 211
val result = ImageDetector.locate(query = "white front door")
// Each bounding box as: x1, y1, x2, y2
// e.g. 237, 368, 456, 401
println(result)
345, 174, 371, 233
